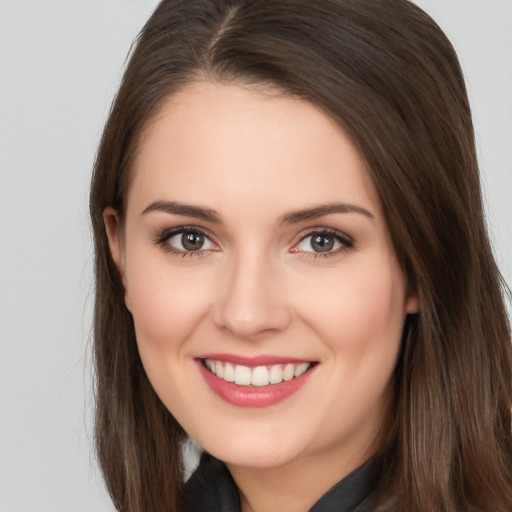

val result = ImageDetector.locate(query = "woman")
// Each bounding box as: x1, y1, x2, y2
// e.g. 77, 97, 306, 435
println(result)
89, 0, 512, 511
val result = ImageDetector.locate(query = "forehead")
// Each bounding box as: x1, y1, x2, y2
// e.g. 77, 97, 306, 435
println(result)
127, 81, 382, 219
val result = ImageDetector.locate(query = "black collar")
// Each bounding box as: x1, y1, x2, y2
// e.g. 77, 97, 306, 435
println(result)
183, 452, 382, 512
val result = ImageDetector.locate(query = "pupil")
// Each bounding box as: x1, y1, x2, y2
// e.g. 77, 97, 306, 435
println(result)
311, 235, 334, 253
182, 232, 204, 251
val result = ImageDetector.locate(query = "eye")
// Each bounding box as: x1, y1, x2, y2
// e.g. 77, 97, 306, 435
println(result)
292, 229, 353, 256
156, 227, 218, 256
169, 231, 213, 251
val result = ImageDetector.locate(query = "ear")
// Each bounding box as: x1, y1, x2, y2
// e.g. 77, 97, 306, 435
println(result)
405, 287, 419, 314
104, 207, 132, 311
103, 206, 124, 268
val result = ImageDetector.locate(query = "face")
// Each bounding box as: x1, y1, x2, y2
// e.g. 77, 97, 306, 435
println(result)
105, 82, 418, 472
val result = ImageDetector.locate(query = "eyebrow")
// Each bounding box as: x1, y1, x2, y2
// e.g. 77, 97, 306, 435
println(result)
141, 201, 223, 223
279, 202, 374, 225
141, 200, 374, 225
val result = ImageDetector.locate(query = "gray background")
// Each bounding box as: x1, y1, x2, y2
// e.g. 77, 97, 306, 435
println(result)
0, 1, 510, 511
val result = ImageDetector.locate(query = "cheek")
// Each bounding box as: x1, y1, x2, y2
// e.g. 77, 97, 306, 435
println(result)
123, 252, 215, 409
300, 258, 406, 424
124, 250, 213, 353
294, 256, 407, 356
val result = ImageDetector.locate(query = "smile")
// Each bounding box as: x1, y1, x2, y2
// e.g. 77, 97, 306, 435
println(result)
197, 356, 317, 407
203, 359, 311, 387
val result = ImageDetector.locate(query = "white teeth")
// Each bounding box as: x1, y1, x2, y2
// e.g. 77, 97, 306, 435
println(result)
204, 359, 311, 387
205, 359, 215, 373
251, 366, 270, 387
224, 362, 235, 382
294, 363, 309, 377
282, 363, 295, 381
269, 364, 283, 384
215, 361, 224, 379
234, 365, 252, 386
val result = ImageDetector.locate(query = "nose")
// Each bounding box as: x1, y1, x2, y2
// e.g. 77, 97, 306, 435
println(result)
213, 253, 292, 340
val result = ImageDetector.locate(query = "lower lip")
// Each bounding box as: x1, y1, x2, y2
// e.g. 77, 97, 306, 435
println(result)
197, 361, 315, 408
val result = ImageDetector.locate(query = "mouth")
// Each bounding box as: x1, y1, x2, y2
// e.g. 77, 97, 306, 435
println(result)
196, 355, 318, 407
202, 358, 313, 387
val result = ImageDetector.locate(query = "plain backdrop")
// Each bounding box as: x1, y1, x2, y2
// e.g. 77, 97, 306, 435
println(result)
0, 1, 510, 511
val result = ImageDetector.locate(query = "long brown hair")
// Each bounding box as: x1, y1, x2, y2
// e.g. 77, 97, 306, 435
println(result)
89, 1, 512, 510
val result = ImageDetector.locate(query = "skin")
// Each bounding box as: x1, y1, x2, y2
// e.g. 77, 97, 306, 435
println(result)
105, 81, 418, 512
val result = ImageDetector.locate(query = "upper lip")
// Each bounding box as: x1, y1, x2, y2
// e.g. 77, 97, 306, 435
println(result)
197, 353, 314, 367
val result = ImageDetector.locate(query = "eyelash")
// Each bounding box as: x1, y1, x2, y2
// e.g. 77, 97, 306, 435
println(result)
293, 228, 354, 259
154, 226, 217, 258
153, 226, 354, 259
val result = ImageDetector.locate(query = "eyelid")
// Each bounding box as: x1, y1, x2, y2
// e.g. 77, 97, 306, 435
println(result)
290, 227, 354, 256
154, 225, 214, 244
154, 225, 220, 256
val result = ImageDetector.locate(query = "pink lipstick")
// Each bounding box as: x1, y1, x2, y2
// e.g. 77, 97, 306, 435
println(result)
196, 355, 316, 408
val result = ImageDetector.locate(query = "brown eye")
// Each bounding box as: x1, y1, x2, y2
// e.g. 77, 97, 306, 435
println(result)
310, 234, 335, 253
161, 228, 217, 254
293, 229, 353, 256
182, 232, 205, 251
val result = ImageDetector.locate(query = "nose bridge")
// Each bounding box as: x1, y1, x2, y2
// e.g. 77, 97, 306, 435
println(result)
214, 247, 291, 339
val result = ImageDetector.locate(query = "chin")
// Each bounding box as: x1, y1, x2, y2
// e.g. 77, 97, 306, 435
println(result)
206, 441, 301, 469
188, 421, 308, 469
